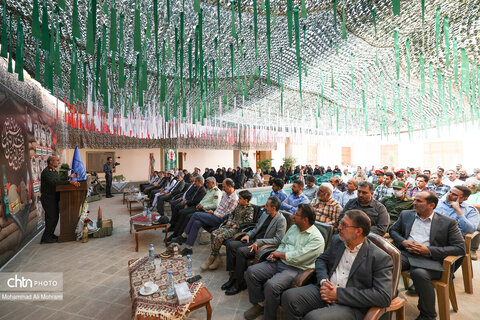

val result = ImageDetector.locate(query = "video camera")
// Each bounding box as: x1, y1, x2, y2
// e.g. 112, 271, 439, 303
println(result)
113, 162, 120, 168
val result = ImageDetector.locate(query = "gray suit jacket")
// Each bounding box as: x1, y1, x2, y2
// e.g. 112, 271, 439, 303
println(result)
315, 237, 393, 314
246, 211, 287, 247
390, 210, 465, 270
170, 180, 186, 197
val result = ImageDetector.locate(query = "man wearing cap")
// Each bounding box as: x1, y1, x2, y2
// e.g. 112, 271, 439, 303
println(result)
372, 170, 384, 191
380, 181, 414, 227
373, 172, 394, 201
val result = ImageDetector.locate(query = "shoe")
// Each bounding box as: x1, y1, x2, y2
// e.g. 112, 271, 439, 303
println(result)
106, 195, 113, 198
166, 234, 176, 243
225, 281, 247, 296
52, 234, 58, 240
244, 304, 264, 320
208, 256, 222, 270
172, 235, 187, 244
40, 238, 58, 244
221, 274, 235, 290
201, 255, 216, 271
471, 251, 478, 261
181, 248, 193, 256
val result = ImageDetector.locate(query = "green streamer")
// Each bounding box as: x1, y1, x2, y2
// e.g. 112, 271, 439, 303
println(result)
15, 16, 24, 81
254, 0, 259, 55
41, 1, 50, 51
86, 0, 96, 55
118, 14, 125, 88
70, 40, 78, 102
294, 7, 302, 110
231, 0, 236, 38
435, 7, 441, 55
110, 2, 117, 51
406, 39, 411, 82
0, 2, 7, 58
188, 39, 193, 87
100, 25, 108, 100
95, 38, 101, 95
443, 17, 450, 68
429, 62, 433, 100
266, 0, 271, 84
341, 7, 347, 39
273, 8, 277, 26
287, 0, 293, 47
194, 0, 201, 13
72, 0, 81, 39
54, 12, 61, 77
160, 41, 166, 101
421, 0, 425, 27
237, 0, 242, 32
216, 0, 221, 33
392, 0, 400, 16
58, 0, 65, 10
134, 0, 141, 51
461, 48, 469, 94
419, 52, 425, 95
32, 0, 41, 39
301, 0, 307, 18
394, 30, 399, 80
34, 39, 41, 81
371, 8, 376, 39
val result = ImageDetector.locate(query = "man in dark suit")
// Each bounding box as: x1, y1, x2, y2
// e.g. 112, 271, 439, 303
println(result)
281, 209, 393, 320
155, 172, 186, 215
390, 191, 465, 320
103, 157, 114, 198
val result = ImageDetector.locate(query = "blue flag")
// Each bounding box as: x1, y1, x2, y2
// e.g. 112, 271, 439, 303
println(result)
71, 146, 87, 181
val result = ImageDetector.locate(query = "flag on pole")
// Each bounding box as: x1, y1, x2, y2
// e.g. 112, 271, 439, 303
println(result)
71, 146, 87, 181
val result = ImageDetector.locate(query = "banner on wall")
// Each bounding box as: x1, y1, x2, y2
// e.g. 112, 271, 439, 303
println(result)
164, 149, 177, 171
0, 89, 56, 267
240, 151, 249, 169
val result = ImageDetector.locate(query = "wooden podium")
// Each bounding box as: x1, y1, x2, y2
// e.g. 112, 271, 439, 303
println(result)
56, 181, 88, 242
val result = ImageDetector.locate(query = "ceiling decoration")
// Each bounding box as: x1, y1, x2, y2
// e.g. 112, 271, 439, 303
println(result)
1, 0, 479, 140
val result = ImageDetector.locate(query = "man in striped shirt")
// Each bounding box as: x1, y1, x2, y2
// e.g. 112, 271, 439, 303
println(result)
311, 183, 343, 228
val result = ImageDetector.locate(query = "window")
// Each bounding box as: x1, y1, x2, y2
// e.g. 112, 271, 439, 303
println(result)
424, 141, 463, 169
86, 151, 115, 172
380, 145, 398, 168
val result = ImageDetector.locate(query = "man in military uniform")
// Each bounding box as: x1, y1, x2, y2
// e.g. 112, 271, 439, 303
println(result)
372, 170, 384, 190
104, 157, 114, 198
380, 180, 414, 227
40, 156, 79, 244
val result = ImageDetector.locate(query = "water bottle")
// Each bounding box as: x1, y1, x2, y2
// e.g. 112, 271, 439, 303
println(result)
148, 244, 154, 263
185, 254, 193, 277
147, 208, 152, 223
166, 271, 175, 296
143, 203, 147, 215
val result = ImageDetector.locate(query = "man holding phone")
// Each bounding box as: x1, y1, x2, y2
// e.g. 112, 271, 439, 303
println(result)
222, 197, 287, 295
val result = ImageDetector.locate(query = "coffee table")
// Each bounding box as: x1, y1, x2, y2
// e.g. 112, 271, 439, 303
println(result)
128, 257, 213, 319
130, 213, 168, 252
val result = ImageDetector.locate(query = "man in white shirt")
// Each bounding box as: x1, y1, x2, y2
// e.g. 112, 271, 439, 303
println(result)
282, 209, 394, 319
443, 169, 463, 188
339, 179, 358, 207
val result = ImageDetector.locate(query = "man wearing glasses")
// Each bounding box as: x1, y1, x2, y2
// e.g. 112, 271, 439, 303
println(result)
281, 209, 394, 319
243, 204, 324, 320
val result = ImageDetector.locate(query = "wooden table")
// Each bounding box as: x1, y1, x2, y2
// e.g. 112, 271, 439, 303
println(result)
128, 257, 213, 320
126, 196, 148, 216
130, 223, 168, 252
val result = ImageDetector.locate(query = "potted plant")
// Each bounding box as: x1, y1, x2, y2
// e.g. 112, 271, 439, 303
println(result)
282, 156, 296, 169
257, 158, 272, 172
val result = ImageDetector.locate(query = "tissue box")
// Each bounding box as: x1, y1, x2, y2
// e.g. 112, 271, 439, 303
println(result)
174, 282, 193, 305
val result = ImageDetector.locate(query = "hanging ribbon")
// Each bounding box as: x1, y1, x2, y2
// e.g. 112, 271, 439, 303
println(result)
341, 7, 347, 39
134, 0, 141, 51
394, 30, 399, 80
392, 0, 400, 16
406, 39, 411, 82
443, 17, 450, 68
287, 0, 293, 47
435, 7, 441, 56
266, 0, 271, 84
86, 0, 96, 54
294, 7, 302, 111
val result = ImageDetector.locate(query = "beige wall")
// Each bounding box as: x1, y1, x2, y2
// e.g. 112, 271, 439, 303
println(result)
177, 148, 234, 171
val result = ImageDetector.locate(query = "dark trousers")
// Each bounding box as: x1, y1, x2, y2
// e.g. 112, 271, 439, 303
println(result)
139, 183, 150, 192
169, 200, 185, 227
105, 175, 112, 196
226, 240, 255, 285
471, 223, 480, 252
172, 207, 197, 236
401, 251, 442, 319
156, 194, 173, 215
41, 196, 59, 240
282, 284, 365, 320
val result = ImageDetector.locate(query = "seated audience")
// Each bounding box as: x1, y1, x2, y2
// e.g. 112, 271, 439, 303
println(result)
174, 178, 238, 256
380, 180, 414, 227
427, 173, 451, 199
423, 169, 431, 180
148, 170, 173, 200
340, 181, 389, 236
280, 180, 309, 214
339, 178, 358, 207
465, 178, 480, 260
244, 204, 325, 320
167, 176, 220, 242
140, 171, 159, 192
406, 174, 432, 198
165, 175, 206, 238
372, 170, 384, 190
434, 186, 480, 236
152, 172, 185, 215
223, 197, 287, 295
373, 171, 394, 200
202, 190, 254, 271
282, 209, 393, 320
311, 183, 343, 228
269, 178, 288, 203
444, 169, 462, 188
390, 191, 465, 320
303, 175, 319, 201
143, 171, 166, 194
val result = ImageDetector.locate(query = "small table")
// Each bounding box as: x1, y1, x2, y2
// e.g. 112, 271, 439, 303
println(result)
128, 257, 213, 320
126, 195, 148, 215
130, 213, 168, 252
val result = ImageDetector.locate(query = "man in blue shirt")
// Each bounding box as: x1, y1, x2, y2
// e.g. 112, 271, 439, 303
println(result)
435, 186, 480, 236
270, 178, 288, 203
280, 180, 309, 214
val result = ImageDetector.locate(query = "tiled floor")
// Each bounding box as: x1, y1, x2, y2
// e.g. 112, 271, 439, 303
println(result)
1, 196, 480, 319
